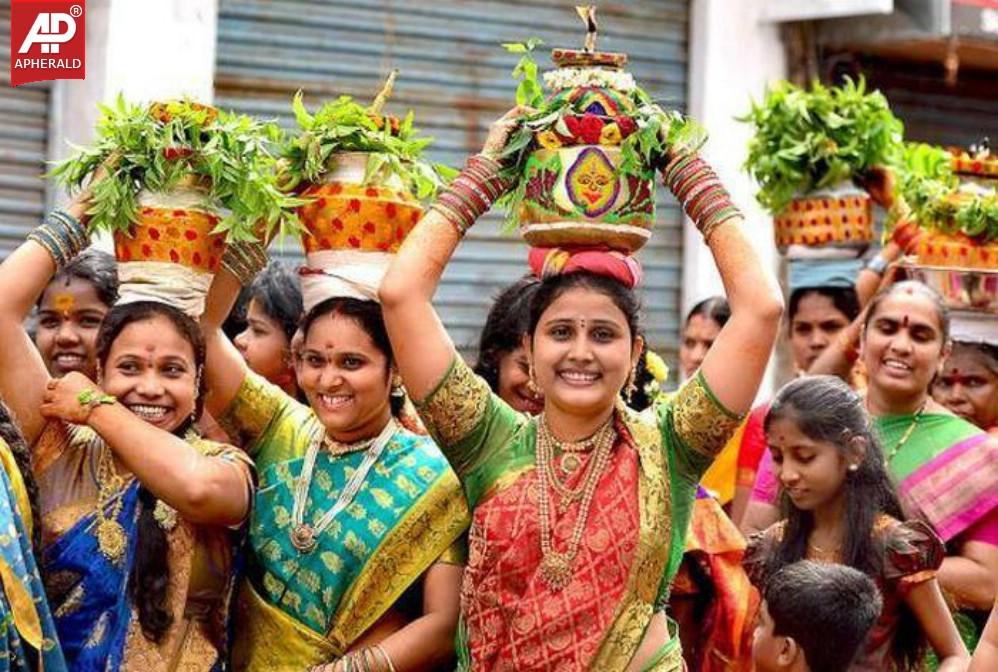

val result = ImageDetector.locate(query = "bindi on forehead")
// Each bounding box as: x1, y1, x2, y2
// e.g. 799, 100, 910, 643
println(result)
52, 292, 76, 316
901, 315, 910, 328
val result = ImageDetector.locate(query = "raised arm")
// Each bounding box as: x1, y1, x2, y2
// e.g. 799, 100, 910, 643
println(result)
201, 248, 263, 418
664, 152, 784, 415
380, 109, 525, 400
0, 193, 91, 444
40, 371, 251, 525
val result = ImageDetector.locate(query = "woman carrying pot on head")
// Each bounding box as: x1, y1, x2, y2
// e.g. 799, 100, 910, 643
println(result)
199, 236, 469, 671
0, 195, 255, 669
751, 281, 998, 616
379, 107, 784, 671
33, 248, 118, 380
233, 260, 305, 400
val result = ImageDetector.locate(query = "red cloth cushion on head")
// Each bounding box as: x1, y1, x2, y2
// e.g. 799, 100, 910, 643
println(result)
527, 246, 643, 288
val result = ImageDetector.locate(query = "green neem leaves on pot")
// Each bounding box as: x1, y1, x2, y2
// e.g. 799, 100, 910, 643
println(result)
280, 91, 450, 202
891, 143, 998, 243
51, 94, 303, 242
740, 77, 904, 215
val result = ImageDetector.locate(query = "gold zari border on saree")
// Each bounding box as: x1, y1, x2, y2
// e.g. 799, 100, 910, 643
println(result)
591, 409, 672, 670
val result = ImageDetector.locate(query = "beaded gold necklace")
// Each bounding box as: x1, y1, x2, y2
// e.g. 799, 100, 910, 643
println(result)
535, 414, 615, 591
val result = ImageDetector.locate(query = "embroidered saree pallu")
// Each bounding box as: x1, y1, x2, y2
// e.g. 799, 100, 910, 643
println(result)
415, 356, 742, 672
34, 423, 252, 671
223, 374, 469, 671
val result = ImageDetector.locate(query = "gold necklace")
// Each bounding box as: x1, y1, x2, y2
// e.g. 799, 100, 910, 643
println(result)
540, 416, 614, 509
92, 439, 132, 563
535, 413, 615, 591
883, 401, 927, 464
807, 539, 842, 562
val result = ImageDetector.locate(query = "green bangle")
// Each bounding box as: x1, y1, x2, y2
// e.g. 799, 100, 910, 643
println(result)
77, 388, 117, 410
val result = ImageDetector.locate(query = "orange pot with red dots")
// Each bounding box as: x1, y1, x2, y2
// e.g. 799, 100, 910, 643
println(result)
910, 232, 996, 271
774, 191, 873, 250
297, 181, 423, 255
114, 205, 226, 273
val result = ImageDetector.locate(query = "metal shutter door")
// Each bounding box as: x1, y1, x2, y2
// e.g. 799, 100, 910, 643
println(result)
0, 1, 51, 257
215, 0, 690, 361
830, 56, 998, 147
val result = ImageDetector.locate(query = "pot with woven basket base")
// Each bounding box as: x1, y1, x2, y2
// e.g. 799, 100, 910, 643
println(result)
53, 98, 294, 306
280, 78, 447, 311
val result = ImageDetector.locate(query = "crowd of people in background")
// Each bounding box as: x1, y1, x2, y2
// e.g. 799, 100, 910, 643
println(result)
0, 99, 992, 672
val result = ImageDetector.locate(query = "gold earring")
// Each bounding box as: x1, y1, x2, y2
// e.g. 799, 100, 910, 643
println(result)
390, 373, 405, 398
624, 365, 637, 405
526, 361, 541, 397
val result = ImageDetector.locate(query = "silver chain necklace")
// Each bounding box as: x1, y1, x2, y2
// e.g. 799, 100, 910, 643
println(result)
288, 418, 397, 554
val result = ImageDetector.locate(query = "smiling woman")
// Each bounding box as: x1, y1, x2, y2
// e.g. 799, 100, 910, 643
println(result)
198, 223, 468, 672
752, 281, 998, 625
0, 189, 255, 670
33, 248, 118, 379
379, 106, 784, 671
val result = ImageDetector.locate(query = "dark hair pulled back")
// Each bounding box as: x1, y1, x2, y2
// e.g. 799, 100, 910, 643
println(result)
96, 301, 207, 643
788, 286, 861, 324
247, 261, 304, 342
40, 248, 119, 308
527, 271, 641, 342
301, 297, 404, 417
684, 296, 730, 330
864, 280, 951, 344
764, 375, 924, 668
473, 276, 540, 391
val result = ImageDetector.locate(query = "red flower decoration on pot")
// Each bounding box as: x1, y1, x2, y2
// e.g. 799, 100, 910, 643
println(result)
579, 115, 605, 145
616, 116, 637, 138
563, 115, 583, 140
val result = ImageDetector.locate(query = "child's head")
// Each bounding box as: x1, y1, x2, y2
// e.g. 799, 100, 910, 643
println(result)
764, 377, 904, 546
753, 560, 882, 672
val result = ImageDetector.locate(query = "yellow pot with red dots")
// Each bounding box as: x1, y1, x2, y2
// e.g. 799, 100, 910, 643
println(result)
774, 182, 873, 258
114, 185, 226, 272
297, 152, 423, 255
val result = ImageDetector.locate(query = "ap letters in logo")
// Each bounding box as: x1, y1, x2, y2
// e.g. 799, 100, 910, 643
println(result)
9, 0, 86, 87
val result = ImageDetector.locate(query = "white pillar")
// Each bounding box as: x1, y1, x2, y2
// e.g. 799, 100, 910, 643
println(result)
685, 0, 787, 396
102, 0, 217, 104
48, 0, 218, 174
47, 0, 218, 248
